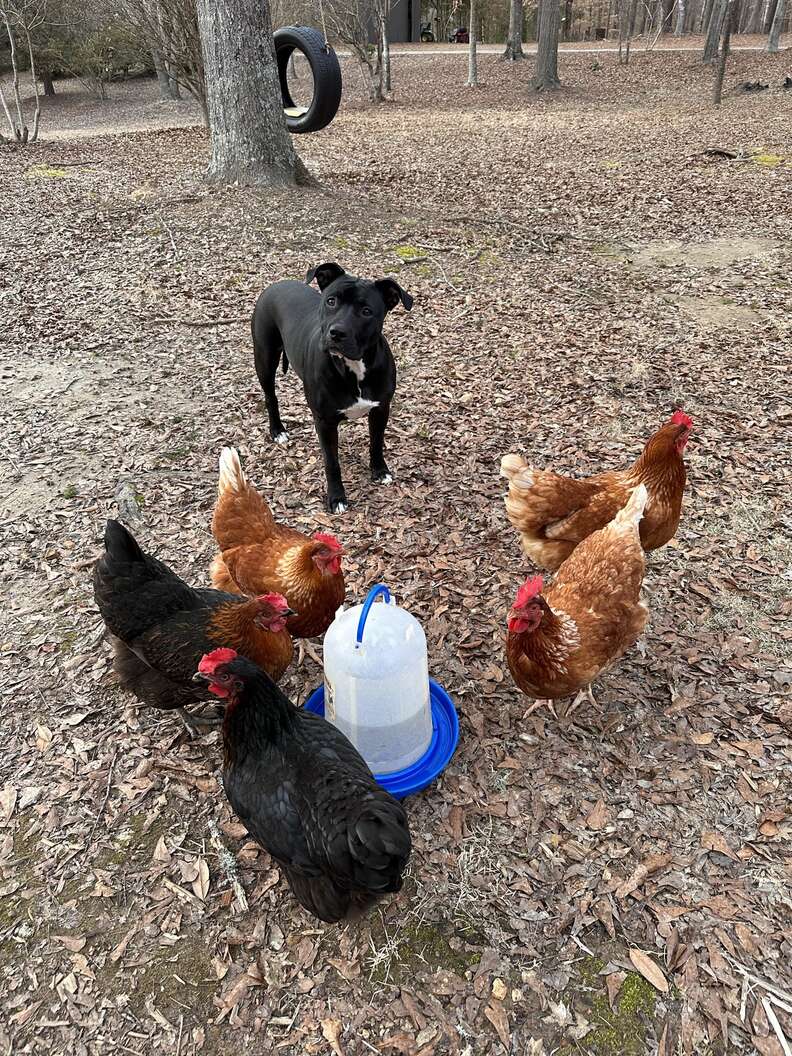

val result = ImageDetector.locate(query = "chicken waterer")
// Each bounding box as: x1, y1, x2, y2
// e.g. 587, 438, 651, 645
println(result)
304, 585, 459, 799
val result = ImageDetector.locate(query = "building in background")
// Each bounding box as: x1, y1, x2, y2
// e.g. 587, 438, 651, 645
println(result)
387, 0, 422, 41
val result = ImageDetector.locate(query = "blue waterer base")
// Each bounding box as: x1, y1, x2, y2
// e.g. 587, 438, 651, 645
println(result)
303, 679, 459, 800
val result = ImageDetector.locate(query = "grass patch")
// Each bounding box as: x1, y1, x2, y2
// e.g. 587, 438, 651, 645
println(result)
367, 916, 479, 986
750, 152, 783, 167
572, 956, 661, 1055
28, 164, 69, 180
393, 244, 423, 261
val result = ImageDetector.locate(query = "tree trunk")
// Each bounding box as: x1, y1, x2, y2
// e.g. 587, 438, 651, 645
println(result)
22, 22, 40, 141
562, 0, 573, 38
713, 0, 735, 103
533, 0, 561, 88
503, 0, 525, 58
674, 0, 686, 31
1, 10, 27, 142
151, 48, 172, 99
381, 14, 391, 92
42, 71, 55, 96
467, 0, 478, 85
703, 0, 727, 60
767, 0, 785, 47
194, 0, 309, 186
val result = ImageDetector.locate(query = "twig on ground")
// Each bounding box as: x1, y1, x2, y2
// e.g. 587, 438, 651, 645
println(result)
208, 819, 249, 911
763, 997, 792, 1056
86, 747, 119, 841
722, 954, 792, 1009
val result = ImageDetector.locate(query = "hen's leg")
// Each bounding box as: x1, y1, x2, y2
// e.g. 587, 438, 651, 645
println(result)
177, 707, 225, 736
564, 685, 598, 718
523, 698, 558, 719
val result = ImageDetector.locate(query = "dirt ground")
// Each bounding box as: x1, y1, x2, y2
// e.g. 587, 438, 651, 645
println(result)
1, 44, 791, 1056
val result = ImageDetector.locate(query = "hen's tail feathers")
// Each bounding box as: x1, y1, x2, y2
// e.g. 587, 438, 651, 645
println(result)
614, 483, 648, 528
213, 447, 275, 549
103, 519, 144, 564
218, 447, 246, 496
348, 799, 411, 892
500, 453, 534, 490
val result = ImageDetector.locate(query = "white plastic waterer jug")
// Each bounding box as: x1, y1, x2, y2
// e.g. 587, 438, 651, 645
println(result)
323, 585, 433, 775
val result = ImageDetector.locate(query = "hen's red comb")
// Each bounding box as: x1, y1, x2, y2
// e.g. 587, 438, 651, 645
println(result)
198, 648, 238, 675
312, 532, 343, 552
671, 410, 693, 429
256, 592, 289, 609
514, 575, 544, 608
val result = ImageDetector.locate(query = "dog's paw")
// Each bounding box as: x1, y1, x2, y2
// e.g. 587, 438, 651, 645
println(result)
330, 501, 348, 514
273, 431, 290, 446
371, 469, 393, 486
378, 473, 393, 486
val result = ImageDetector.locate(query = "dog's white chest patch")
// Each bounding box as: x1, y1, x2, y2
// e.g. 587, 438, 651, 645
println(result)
344, 358, 366, 381
343, 397, 379, 420
340, 357, 377, 419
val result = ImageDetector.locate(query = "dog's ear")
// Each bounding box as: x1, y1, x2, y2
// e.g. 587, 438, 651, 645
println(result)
305, 262, 346, 290
374, 278, 414, 313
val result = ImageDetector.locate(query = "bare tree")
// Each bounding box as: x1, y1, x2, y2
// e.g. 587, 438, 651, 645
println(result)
195, 0, 311, 186
502, 0, 524, 59
0, 0, 44, 143
380, 0, 391, 92
322, 0, 386, 102
713, 0, 735, 103
674, 0, 686, 33
617, 0, 638, 63
121, 0, 206, 116
766, 0, 785, 48
533, 0, 560, 90
467, 0, 478, 85
703, 0, 726, 61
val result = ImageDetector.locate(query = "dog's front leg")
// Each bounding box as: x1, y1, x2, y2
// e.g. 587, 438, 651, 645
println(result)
315, 416, 348, 513
368, 402, 392, 485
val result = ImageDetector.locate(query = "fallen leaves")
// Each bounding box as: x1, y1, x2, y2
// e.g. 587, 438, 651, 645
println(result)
701, 830, 740, 861
2, 44, 790, 1056
629, 949, 669, 994
484, 999, 510, 1047
321, 1018, 345, 1056
585, 798, 609, 830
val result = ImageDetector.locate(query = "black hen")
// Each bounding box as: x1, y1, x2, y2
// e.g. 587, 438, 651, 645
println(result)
93, 520, 294, 728
196, 649, 412, 923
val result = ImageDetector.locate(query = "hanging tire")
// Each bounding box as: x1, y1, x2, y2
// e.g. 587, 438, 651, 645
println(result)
273, 26, 342, 135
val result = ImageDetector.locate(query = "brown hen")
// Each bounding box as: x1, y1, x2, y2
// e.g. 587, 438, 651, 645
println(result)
210, 447, 345, 638
506, 484, 649, 713
501, 410, 692, 571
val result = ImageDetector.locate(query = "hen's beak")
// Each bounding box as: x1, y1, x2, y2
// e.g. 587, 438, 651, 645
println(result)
284, 607, 298, 618
192, 671, 211, 683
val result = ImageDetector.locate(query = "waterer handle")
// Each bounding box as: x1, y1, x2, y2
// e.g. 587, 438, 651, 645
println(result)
356, 584, 391, 648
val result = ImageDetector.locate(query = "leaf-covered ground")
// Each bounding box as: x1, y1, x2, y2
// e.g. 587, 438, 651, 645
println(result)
1, 46, 791, 1056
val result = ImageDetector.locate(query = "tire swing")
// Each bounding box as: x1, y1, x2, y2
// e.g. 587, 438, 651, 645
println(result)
273, 25, 342, 134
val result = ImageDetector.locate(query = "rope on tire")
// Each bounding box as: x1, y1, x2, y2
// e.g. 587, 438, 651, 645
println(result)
317, 0, 330, 51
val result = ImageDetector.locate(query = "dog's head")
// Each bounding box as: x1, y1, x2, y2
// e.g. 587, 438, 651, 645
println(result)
305, 262, 413, 362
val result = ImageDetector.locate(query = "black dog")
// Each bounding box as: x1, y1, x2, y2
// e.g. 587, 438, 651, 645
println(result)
252, 262, 413, 513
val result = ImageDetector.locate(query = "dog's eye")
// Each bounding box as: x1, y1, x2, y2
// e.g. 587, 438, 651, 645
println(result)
326, 296, 337, 308
360, 306, 372, 316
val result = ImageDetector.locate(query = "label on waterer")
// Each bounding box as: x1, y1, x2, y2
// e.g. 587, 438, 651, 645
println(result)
325, 679, 336, 721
